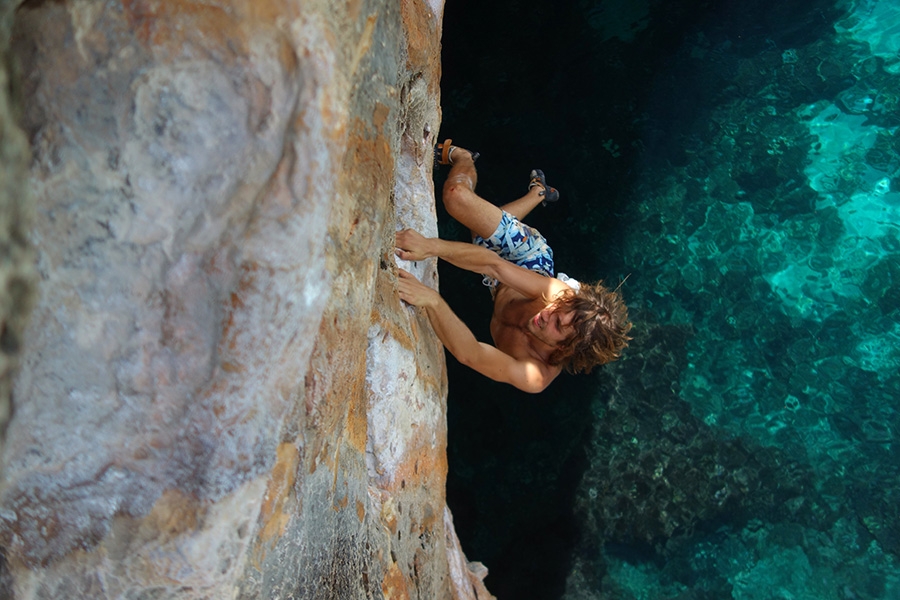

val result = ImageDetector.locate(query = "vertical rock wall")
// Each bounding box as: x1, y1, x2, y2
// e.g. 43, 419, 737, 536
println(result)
0, 0, 36, 457
0, 0, 492, 598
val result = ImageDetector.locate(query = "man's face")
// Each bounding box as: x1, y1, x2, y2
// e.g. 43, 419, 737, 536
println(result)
529, 305, 575, 347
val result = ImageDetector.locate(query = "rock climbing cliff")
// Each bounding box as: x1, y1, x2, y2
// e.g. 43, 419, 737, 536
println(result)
0, 1, 492, 598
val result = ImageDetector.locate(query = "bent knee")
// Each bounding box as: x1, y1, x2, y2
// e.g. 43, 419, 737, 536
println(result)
444, 174, 474, 196
443, 178, 475, 211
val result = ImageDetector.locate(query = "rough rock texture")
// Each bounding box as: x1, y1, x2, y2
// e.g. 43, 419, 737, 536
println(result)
0, 0, 36, 451
0, 0, 493, 598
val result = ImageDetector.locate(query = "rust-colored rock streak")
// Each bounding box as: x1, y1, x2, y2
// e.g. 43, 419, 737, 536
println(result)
0, 0, 493, 598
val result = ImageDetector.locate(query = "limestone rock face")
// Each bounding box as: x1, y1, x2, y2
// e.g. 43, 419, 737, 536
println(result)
0, 0, 36, 455
0, 1, 492, 598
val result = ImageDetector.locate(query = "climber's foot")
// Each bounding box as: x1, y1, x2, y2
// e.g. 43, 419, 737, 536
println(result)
528, 169, 560, 206
434, 139, 481, 167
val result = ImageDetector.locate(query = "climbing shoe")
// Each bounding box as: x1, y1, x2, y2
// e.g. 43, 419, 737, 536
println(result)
529, 169, 560, 205
434, 139, 480, 167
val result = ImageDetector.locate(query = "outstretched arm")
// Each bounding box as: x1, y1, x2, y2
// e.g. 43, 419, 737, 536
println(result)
397, 269, 559, 393
396, 229, 570, 302
396, 229, 500, 273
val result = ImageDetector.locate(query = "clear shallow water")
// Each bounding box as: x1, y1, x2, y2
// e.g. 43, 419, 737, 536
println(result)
566, 1, 900, 597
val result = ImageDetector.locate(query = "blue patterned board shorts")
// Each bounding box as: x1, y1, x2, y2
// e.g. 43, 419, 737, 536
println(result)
473, 210, 555, 291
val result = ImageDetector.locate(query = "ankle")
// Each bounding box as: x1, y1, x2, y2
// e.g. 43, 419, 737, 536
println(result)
527, 179, 546, 195
526, 183, 544, 196
527, 169, 560, 205
448, 146, 474, 164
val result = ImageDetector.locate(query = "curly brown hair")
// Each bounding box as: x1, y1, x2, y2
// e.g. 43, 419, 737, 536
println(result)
547, 280, 633, 373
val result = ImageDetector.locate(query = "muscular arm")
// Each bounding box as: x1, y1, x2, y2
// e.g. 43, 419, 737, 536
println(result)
396, 229, 569, 302
397, 269, 559, 393
396, 229, 501, 273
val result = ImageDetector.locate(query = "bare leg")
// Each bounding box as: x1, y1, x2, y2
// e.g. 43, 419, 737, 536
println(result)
499, 185, 545, 222
441, 147, 505, 240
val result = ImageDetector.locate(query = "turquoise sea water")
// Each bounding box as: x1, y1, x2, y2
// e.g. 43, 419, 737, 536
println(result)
566, 1, 900, 597
440, 0, 900, 597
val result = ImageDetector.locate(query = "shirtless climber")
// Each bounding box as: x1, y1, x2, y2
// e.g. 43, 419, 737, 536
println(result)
395, 140, 632, 393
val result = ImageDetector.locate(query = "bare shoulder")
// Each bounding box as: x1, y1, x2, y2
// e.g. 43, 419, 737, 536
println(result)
545, 276, 574, 299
